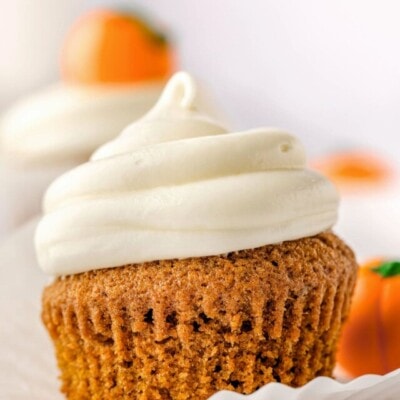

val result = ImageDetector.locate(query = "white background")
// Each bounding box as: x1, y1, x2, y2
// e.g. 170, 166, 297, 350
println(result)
1, 1, 400, 157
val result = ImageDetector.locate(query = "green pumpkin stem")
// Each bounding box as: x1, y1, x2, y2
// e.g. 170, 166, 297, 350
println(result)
118, 8, 169, 46
372, 261, 400, 278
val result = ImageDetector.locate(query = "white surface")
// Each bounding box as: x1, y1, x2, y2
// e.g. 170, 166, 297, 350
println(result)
0, 218, 62, 399
0, 219, 399, 399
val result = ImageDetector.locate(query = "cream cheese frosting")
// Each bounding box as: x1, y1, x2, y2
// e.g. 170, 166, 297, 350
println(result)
35, 72, 339, 275
0, 81, 164, 165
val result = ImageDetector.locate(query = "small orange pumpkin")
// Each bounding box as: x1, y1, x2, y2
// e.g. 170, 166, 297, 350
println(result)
337, 259, 400, 376
61, 9, 174, 84
311, 150, 393, 193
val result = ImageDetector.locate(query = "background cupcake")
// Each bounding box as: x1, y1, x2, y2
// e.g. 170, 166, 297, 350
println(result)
312, 150, 400, 261
37, 72, 357, 399
0, 8, 174, 237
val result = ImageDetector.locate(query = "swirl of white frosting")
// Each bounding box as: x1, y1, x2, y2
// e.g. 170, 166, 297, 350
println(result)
0, 82, 164, 165
35, 72, 339, 275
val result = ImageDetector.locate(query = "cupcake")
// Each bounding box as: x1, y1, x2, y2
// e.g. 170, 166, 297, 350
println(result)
36, 72, 358, 399
0, 8, 173, 236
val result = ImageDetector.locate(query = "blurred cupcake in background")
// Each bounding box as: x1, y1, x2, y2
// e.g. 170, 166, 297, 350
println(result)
0, 8, 174, 237
312, 149, 400, 261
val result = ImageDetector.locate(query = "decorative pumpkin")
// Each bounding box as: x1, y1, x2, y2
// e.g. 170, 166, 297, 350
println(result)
337, 259, 400, 376
61, 9, 174, 84
311, 150, 393, 193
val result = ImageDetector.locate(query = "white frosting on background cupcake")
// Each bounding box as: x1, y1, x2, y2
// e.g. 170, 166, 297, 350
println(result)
0, 81, 164, 165
312, 151, 400, 261
36, 72, 339, 275
336, 170, 400, 261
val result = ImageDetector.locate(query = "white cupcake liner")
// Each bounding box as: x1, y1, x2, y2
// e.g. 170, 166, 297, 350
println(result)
209, 370, 400, 400
0, 219, 398, 400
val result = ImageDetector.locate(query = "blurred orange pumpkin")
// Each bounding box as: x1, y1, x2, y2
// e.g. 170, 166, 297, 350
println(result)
337, 259, 400, 377
311, 150, 393, 193
61, 9, 174, 84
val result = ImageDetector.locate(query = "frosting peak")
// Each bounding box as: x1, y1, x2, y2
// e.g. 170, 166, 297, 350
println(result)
36, 72, 339, 276
153, 71, 197, 110
92, 72, 227, 161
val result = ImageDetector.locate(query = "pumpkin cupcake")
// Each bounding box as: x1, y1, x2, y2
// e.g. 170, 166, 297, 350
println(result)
36, 72, 358, 399
0, 8, 173, 235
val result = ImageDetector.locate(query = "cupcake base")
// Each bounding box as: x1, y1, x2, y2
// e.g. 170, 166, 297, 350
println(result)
42, 231, 357, 400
